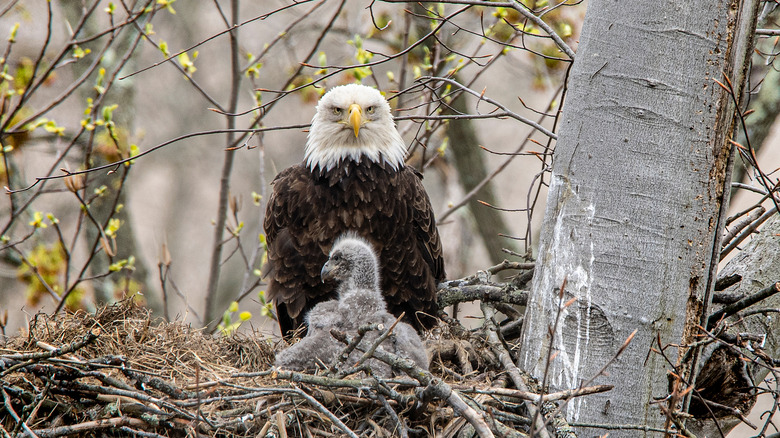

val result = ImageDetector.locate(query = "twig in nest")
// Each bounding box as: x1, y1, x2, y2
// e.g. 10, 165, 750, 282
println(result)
334, 313, 404, 378
708, 281, 780, 329
290, 384, 359, 438
336, 331, 497, 438
378, 394, 409, 438
329, 323, 380, 373
29, 416, 148, 438
0, 328, 100, 377
2, 386, 37, 438
272, 369, 417, 407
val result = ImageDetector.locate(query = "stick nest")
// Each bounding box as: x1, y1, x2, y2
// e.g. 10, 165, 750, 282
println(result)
1, 299, 537, 437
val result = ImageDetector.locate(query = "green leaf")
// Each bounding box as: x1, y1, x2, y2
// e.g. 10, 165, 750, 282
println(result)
157, 0, 176, 14
109, 259, 128, 272
105, 218, 121, 238
8, 23, 19, 43
72, 45, 91, 59
29, 211, 47, 229
178, 52, 197, 74
102, 104, 118, 123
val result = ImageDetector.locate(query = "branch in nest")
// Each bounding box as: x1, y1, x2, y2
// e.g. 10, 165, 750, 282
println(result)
333, 330, 499, 438
29, 416, 148, 438
333, 314, 404, 379
272, 369, 417, 406
708, 280, 780, 329
327, 322, 382, 374
289, 385, 359, 438
0, 329, 100, 378
437, 283, 528, 308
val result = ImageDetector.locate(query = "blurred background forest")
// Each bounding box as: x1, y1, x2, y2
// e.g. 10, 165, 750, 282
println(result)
0, 0, 584, 336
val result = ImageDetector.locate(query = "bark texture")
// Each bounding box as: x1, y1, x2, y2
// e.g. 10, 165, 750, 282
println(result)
519, 0, 759, 434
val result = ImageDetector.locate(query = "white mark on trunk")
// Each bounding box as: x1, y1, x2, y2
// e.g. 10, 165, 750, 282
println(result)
541, 175, 596, 420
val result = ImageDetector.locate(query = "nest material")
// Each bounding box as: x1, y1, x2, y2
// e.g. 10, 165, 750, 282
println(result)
0, 299, 543, 437
10, 300, 274, 383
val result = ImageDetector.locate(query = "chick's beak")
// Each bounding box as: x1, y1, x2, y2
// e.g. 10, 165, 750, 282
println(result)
349, 103, 362, 138
320, 261, 336, 283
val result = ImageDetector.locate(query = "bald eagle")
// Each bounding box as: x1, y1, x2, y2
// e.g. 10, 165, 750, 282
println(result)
264, 84, 445, 336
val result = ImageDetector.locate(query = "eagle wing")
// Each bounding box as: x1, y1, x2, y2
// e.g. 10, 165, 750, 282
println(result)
263, 165, 332, 332
408, 166, 445, 282
384, 166, 445, 326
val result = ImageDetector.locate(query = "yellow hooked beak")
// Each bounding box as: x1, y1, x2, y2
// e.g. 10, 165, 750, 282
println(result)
349, 103, 362, 138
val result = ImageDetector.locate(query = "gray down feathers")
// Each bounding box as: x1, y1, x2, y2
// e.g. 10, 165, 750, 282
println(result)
274, 234, 429, 377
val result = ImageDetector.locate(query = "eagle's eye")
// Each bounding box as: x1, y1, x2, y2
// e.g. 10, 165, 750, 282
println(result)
366, 106, 375, 114
332, 107, 342, 116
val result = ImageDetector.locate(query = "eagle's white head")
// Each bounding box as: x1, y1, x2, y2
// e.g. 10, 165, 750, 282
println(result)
305, 84, 406, 172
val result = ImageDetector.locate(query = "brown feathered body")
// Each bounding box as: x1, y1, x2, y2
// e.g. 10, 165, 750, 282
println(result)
264, 158, 445, 335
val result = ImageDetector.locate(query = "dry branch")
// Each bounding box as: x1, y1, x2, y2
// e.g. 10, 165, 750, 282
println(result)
708, 281, 780, 328
437, 281, 528, 308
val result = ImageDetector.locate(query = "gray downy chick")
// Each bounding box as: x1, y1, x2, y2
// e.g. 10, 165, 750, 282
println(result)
274, 300, 341, 372
321, 233, 429, 376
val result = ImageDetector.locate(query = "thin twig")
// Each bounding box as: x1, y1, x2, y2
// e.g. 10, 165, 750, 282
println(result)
291, 386, 359, 438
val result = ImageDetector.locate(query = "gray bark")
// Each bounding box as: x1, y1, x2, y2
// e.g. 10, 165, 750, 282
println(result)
717, 214, 780, 363
519, 0, 759, 434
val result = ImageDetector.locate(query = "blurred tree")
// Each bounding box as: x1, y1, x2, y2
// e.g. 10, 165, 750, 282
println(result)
60, 2, 157, 312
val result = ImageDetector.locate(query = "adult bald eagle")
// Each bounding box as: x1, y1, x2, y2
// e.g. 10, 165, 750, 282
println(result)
264, 84, 445, 336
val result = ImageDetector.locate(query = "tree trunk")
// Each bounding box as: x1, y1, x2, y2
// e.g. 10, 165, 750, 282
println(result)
519, 0, 759, 434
